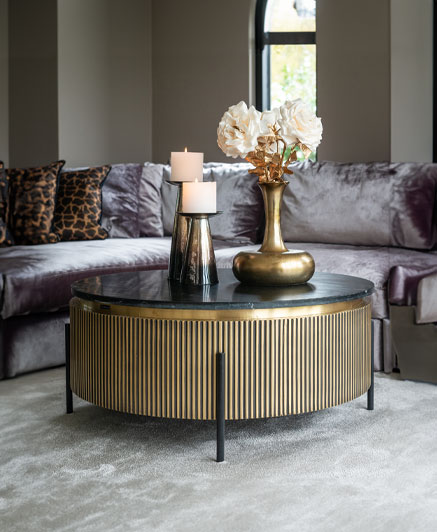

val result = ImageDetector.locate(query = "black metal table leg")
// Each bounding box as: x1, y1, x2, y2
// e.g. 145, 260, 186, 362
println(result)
216, 352, 225, 462
367, 321, 374, 411
65, 322, 73, 414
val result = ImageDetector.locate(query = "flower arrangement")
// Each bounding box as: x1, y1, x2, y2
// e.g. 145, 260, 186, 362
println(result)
217, 99, 322, 183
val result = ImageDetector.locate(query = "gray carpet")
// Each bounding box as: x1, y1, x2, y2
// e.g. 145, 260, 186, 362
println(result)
1, 369, 437, 532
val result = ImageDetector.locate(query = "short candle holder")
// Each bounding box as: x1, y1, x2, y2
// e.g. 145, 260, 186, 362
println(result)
167, 181, 190, 281
179, 212, 222, 286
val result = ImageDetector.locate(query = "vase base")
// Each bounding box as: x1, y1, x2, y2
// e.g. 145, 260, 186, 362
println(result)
232, 249, 315, 286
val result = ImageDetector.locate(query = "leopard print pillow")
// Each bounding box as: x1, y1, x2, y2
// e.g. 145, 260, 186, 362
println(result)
54, 166, 111, 241
7, 161, 65, 245
0, 161, 14, 246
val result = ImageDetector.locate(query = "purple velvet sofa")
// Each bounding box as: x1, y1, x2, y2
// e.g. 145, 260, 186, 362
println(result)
1, 160, 437, 381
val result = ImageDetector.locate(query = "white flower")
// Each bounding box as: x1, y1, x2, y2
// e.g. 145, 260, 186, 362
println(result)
217, 101, 263, 158
259, 108, 281, 152
260, 108, 280, 133
277, 99, 323, 153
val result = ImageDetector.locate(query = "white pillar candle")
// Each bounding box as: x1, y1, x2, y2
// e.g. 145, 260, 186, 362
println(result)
170, 148, 204, 181
181, 181, 216, 213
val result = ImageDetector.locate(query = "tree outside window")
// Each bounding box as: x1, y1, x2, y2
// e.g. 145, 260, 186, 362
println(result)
256, 0, 316, 113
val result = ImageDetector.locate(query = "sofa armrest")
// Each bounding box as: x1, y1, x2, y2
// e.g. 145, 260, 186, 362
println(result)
389, 264, 437, 306
416, 273, 437, 324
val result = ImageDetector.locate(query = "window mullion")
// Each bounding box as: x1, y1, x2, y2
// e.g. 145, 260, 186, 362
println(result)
264, 32, 316, 46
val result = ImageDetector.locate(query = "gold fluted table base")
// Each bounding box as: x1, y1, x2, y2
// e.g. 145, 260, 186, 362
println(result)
69, 297, 371, 421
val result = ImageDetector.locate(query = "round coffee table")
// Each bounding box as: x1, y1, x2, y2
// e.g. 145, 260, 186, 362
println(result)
66, 269, 374, 461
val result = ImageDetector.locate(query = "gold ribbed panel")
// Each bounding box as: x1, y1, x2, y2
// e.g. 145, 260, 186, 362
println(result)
70, 298, 371, 420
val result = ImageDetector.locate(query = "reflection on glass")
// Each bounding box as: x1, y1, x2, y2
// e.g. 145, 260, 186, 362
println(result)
265, 0, 316, 32
233, 282, 315, 302
270, 44, 316, 113
167, 280, 219, 303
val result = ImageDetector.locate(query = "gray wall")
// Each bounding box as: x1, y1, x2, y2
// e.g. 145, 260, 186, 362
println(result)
8, 0, 59, 168
390, 0, 433, 162
317, 0, 391, 162
58, 0, 152, 167
152, 0, 255, 163
0, 0, 8, 166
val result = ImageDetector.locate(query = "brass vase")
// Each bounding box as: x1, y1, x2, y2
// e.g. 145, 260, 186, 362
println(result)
232, 181, 315, 286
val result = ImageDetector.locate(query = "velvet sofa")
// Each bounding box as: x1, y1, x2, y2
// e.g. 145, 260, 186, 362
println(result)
1, 160, 437, 382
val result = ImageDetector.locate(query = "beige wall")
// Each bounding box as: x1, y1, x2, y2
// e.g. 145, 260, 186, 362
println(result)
2, 1, 433, 166
8, 0, 59, 167
57, 0, 152, 167
391, 0, 433, 162
152, 0, 255, 163
0, 0, 8, 166
316, 0, 391, 162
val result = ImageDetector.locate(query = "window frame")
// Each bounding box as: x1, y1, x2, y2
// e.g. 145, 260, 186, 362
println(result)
255, 0, 316, 111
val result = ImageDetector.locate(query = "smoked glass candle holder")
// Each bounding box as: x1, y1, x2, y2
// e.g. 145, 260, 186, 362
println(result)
179, 212, 222, 286
167, 181, 190, 281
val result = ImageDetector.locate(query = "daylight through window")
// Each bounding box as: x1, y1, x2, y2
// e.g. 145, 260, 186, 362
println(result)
256, 0, 316, 112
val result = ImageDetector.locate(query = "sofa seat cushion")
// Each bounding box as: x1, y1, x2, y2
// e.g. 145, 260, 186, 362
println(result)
215, 242, 434, 319
0, 238, 171, 318
0, 238, 237, 319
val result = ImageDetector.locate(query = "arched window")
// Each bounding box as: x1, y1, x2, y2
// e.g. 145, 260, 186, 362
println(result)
256, 0, 316, 112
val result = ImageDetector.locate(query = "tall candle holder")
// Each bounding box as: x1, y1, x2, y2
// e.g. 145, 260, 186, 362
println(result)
167, 181, 190, 281
179, 212, 222, 286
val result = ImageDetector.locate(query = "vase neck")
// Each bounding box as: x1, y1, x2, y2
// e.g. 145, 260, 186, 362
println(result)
259, 181, 288, 253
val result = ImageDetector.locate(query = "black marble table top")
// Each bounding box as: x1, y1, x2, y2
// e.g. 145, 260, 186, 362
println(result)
72, 269, 374, 310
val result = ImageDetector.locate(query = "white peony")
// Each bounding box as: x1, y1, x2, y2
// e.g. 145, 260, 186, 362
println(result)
217, 101, 264, 158
277, 99, 323, 153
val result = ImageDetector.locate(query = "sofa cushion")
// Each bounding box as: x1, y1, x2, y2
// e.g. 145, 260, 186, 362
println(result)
101, 163, 143, 238
161, 163, 264, 244
54, 166, 110, 241
215, 242, 436, 320
0, 161, 13, 246
7, 160, 65, 245
0, 238, 172, 319
139, 163, 165, 237
281, 161, 437, 250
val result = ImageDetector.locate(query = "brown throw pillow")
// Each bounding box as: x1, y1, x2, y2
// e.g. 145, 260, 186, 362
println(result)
0, 161, 14, 246
54, 166, 110, 241
7, 160, 65, 245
